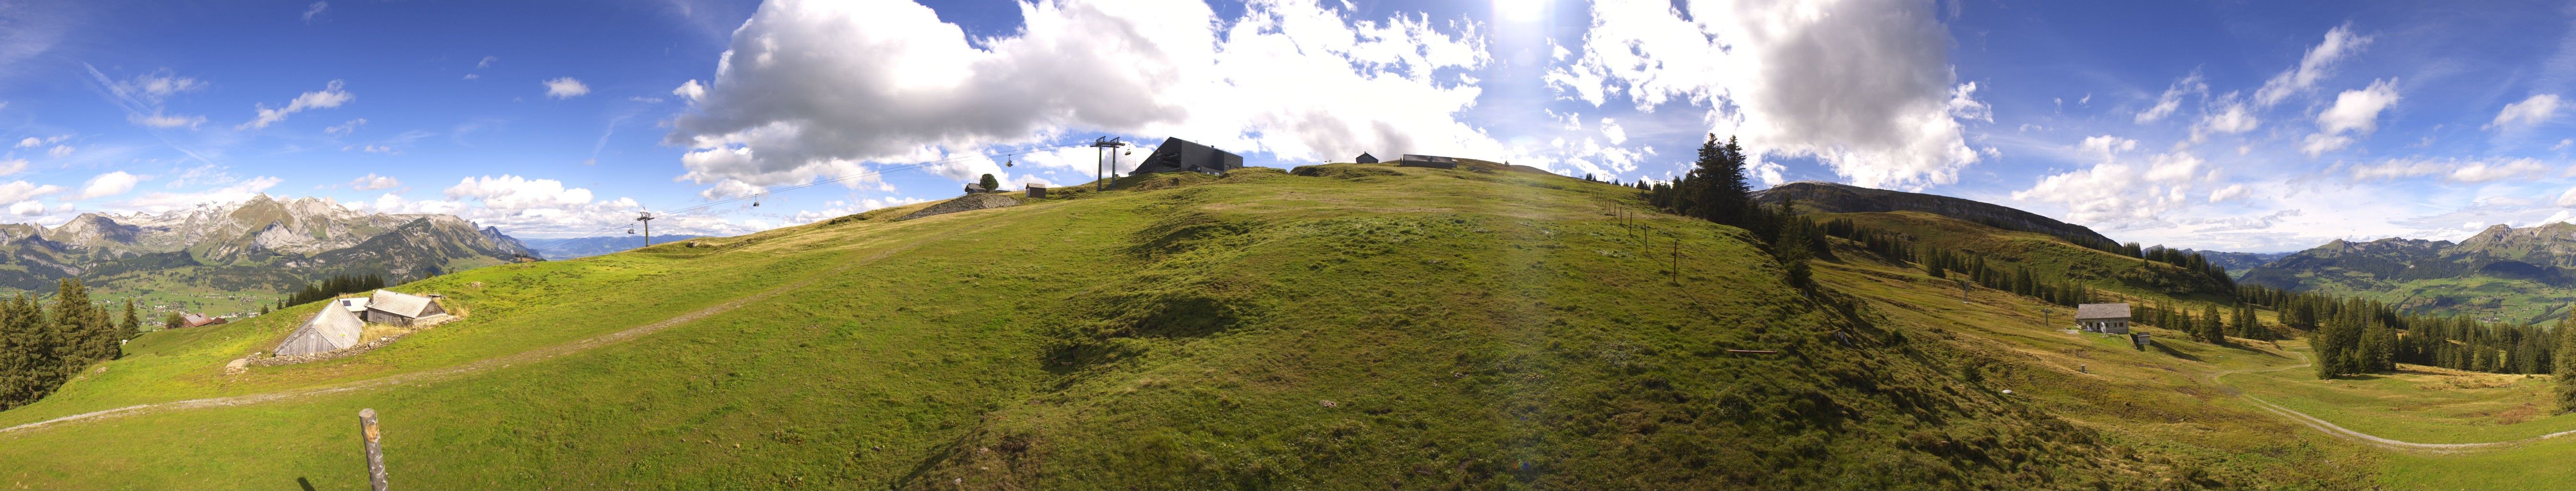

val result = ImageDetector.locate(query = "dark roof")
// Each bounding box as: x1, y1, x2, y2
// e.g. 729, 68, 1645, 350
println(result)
2074, 303, 2132, 320
1131, 138, 1242, 175
1354, 152, 1378, 164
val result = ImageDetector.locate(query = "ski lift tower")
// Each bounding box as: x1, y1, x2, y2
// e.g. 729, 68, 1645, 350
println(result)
636, 211, 656, 246
1091, 136, 1127, 192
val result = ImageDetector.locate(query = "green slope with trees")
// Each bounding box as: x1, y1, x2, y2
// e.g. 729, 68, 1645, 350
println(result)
2, 135, 2568, 489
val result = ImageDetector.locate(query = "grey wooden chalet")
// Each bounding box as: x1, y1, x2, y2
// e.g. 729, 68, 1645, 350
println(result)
1025, 184, 1047, 199
1389, 154, 1460, 169
1354, 152, 1379, 164
2075, 303, 2133, 334
1131, 138, 1243, 175
274, 300, 366, 356
365, 290, 447, 326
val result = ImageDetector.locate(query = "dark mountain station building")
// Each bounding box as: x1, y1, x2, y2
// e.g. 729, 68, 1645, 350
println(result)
1131, 138, 1243, 175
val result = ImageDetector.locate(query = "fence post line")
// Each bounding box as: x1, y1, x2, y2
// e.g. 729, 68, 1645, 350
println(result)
359, 408, 389, 491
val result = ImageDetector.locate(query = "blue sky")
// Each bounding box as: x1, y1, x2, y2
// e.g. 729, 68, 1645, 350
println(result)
0, 0, 2572, 252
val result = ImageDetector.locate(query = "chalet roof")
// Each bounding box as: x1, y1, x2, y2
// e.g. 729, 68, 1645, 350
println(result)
2074, 303, 2132, 320
181, 313, 223, 327
368, 290, 438, 318
274, 305, 363, 356
338, 296, 370, 312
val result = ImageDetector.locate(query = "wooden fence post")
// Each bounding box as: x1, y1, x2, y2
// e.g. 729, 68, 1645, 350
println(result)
359, 408, 388, 491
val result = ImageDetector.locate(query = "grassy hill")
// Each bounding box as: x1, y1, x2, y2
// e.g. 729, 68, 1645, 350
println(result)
0, 164, 2540, 489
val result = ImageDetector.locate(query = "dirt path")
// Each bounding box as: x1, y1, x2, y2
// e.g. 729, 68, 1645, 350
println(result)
2208, 351, 2576, 452
0, 229, 955, 435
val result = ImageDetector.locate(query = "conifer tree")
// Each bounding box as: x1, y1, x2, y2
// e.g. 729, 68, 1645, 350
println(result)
1685, 134, 1752, 228
2200, 304, 2227, 345
2555, 316, 2576, 413
119, 299, 138, 340
1772, 206, 1815, 289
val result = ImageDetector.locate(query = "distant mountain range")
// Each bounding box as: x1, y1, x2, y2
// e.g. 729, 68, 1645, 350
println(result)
0, 194, 537, 293
2241, 223, 2576, 323
522, 234, 710, 259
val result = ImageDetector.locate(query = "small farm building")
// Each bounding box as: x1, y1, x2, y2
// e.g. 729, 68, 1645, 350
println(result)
2075, 303, 2133, 334
1389, 154, 1460, 169
365, 290, 448, 326
1354, 152, 1379, 164
180, 313, 227, 328
273, 303, 364, 356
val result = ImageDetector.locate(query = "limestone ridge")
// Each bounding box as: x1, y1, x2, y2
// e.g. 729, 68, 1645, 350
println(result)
0, 194, 539, 291
1753, 180, 2119, 247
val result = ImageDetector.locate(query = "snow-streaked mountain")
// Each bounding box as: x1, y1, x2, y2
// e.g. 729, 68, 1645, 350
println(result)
0, 194, 539, 292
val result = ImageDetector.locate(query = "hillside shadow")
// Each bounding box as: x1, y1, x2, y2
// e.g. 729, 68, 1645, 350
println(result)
2149, 341, 2203, 362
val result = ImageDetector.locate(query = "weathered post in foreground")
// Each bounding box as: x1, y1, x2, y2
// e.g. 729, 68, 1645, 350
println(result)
359, 408, 389, 491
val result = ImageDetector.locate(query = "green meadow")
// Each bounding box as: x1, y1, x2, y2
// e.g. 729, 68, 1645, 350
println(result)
1, 164, 2572, 490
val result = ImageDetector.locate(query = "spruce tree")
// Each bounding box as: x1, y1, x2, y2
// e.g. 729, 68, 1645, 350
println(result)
119, 299, 139, 340
0, 294, 34, 408
1686, 134, 1752, 227
1772, 210, 1815, 289
2557, 317, 2576, 413
2200, 304, 2225, 344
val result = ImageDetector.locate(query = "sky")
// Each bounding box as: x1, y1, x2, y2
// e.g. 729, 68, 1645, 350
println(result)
0, 0, 2572, 252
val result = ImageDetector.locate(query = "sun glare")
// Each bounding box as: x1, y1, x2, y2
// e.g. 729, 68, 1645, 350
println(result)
1494, 0, 1548, 23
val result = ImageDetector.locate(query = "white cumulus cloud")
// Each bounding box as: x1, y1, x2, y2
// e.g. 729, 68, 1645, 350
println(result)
0, 180, 65, 203
2304, 78, 2399, 156
543, 77, 590, 98
1545, 0, 1983, 189
2490, 94, 2561, 131
2014, 135, 2216, 229
445, 175, 596, 213
2190, 97, 2259, 142
78, 171, 140, 199
347, 173, 400, 190
667, 0, 1499, 195
672, 79, 705, 103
